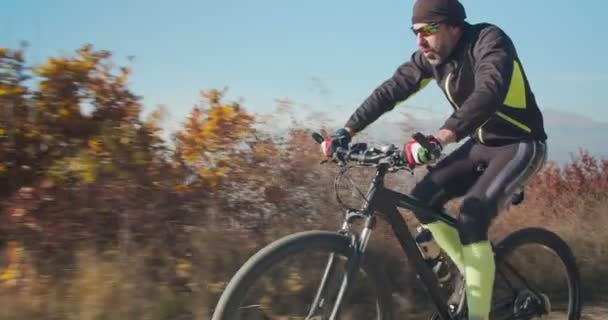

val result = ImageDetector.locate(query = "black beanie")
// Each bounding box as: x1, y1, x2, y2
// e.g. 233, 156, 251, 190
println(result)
411, 0, 467, 24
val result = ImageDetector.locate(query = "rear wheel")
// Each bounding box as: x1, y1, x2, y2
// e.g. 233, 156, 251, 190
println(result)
211, 230, 393, 320
491, 227, 582, 320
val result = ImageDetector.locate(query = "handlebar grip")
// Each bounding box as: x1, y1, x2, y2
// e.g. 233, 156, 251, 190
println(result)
347, 152, 361, 161
312, 132, 325, 144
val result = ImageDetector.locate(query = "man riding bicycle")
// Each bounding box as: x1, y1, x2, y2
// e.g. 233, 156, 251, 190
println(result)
321, 0, 547, 319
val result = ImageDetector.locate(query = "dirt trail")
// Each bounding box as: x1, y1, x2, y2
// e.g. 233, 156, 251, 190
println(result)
547, 303, 608, 320
393, 302, 608, 319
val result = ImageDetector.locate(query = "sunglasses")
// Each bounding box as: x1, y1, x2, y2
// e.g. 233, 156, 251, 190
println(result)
411, 23, 440, 37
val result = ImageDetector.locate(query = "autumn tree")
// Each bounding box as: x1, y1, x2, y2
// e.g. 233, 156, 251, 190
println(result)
0, 45, 182, 281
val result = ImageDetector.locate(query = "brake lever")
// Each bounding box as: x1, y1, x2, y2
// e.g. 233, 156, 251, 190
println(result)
312, 132, 325, 144
412, 132, 441, 158
412, 132, 433, 149
313, 131, 332, 165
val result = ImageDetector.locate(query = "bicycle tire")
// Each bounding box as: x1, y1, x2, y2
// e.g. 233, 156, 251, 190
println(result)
492, 227, 582, 320
211, 230, 394, 320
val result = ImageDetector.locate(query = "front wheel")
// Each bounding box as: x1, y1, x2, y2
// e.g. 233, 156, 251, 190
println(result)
491, 227, 582, 320
211, 230, 393, 320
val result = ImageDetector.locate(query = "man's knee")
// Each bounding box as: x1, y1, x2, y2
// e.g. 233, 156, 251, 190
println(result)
411, 180, 446, 224
457, 197, 496, 245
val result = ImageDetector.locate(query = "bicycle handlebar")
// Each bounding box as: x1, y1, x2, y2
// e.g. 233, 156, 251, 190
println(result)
311, 131, 441, 170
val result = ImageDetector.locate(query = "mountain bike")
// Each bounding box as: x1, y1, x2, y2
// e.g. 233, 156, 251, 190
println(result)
211, 132, 581, 320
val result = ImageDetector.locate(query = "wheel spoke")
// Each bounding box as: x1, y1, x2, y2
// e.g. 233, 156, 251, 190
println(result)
211, 231, 391, 320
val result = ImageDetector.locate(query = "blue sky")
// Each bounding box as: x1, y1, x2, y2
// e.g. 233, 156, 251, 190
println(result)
3, 0, 608, 131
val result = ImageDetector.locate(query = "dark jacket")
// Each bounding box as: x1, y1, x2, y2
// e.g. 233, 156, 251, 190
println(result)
345, 22, 547, 145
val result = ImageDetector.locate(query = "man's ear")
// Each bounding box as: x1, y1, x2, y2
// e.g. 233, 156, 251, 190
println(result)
448, 24, 462, 36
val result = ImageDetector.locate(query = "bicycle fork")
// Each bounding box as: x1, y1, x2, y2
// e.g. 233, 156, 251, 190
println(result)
305, 220, 375, 320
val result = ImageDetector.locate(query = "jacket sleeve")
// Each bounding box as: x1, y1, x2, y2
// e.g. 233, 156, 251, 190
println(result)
345, 52, 432, 133
441, 26, 516, 141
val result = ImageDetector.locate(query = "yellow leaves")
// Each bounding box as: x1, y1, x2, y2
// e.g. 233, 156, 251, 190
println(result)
201, 104, 252, 146
175, 259, 192, 279
0, 266, 17, 283
33, 50, 98, 78
207, 281, 227, 294
25, 43, 142, 129
59, 108, 70, 118
0, 85, 26, 97
181, 103, 253, 150
11, 208, 26, 218
196, 167, 223, 187
0, 47, 24, 62
143, 107, 166, 140
260, 295, 273, 309
146, 107, 165, 125
4, 241, 19, 265
174, 184, 189, 193
252, 143, 275, 158
33, 58, 64, 77
120, 137, 131, 145
37, 80, 49, 92
174, 89, 256, 187
71, 157, 98, 183
88, 138, 103, 154
116, 67, 129, 85
50, 154, 100, 184
285, 271, 304, 292
24, 128, 40, 138
0, 241, 22, 286
201, 89, 222, 105
182, 151, 198, 165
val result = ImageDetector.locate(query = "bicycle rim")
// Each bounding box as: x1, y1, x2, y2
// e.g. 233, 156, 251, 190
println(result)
211, 231, 392, 320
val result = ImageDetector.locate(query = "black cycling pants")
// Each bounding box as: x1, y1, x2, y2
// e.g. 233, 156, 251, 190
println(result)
411, 139, 547, 245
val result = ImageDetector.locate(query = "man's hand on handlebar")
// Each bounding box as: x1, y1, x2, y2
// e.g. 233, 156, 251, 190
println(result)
404, 134, 443, 169
319, 128, 351, 159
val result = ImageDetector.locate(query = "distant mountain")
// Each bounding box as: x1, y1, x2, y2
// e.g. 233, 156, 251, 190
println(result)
542, 108, 608, 163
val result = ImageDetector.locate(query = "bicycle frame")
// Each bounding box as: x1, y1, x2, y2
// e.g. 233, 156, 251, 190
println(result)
331, 162, 458, 320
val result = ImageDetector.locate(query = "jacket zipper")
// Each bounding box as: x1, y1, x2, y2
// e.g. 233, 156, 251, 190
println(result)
444, 73, 457, 110
477, 125, 486, 144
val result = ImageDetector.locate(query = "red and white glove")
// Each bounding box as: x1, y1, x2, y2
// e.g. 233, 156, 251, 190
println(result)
404, 136, 442, 168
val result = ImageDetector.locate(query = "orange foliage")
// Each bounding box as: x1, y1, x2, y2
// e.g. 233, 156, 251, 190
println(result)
174, 89, 254, 187
527, 150, 608, 209
0, 44, 147, 197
